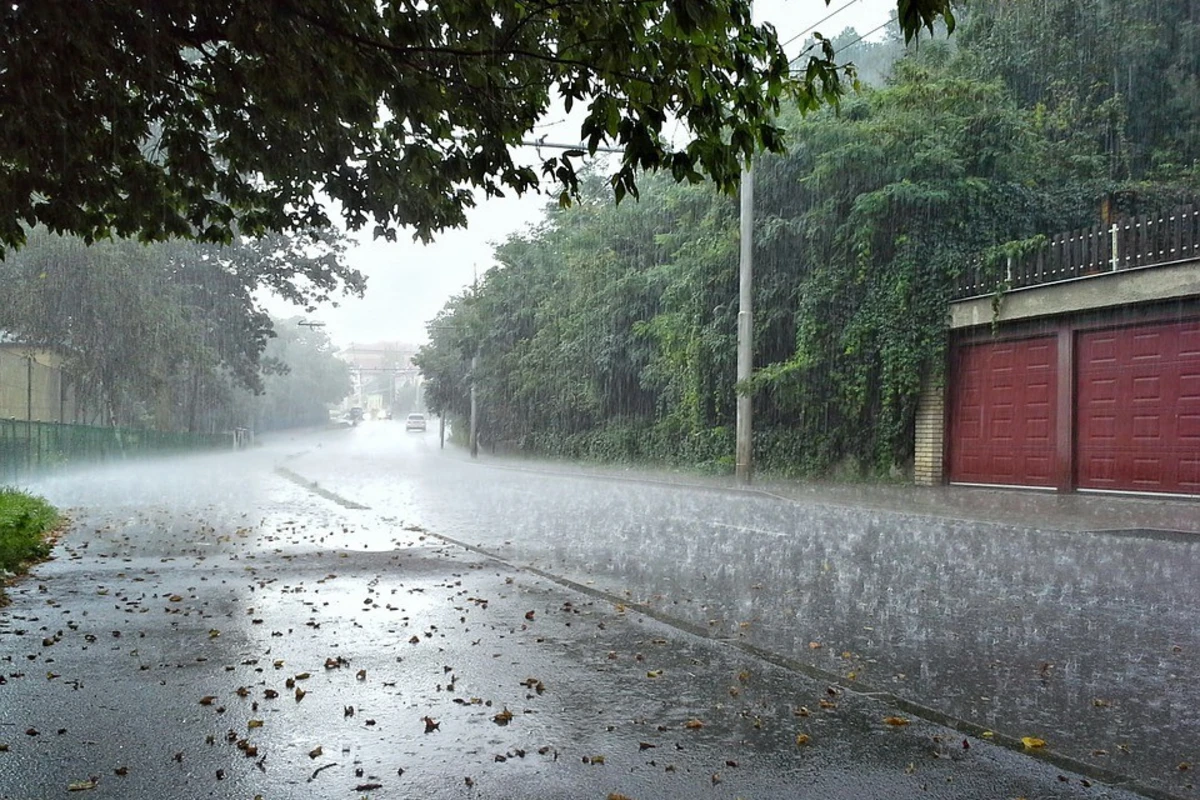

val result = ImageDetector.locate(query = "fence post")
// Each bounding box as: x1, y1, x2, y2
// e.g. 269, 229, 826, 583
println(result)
1110, 223, 1120, 271
26, 355, 33, 422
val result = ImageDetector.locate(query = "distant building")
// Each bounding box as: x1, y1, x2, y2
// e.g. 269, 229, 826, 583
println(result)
337, 341, 422, 417
0, 338, 80, 423
338, 341, 420, 372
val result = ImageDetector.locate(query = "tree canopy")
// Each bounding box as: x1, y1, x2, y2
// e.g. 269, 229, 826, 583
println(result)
0, 0, 953, 253
0, 229, 360, 431
416, 1, 1200, 476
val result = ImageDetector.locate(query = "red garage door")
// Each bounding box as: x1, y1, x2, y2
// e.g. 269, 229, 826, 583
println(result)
949, 337, 1058, 487
1076, 320, 1200, 494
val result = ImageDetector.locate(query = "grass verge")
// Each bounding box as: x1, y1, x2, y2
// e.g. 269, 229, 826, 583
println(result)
0, 488, 61, 602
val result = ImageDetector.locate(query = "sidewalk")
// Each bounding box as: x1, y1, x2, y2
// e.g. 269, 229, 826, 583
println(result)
462, 451, 1200, 535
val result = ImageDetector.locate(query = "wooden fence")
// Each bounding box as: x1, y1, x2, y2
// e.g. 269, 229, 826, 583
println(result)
954, 206, 1200, 300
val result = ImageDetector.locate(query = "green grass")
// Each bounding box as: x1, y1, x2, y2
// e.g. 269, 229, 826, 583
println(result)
0, 488, 60, 577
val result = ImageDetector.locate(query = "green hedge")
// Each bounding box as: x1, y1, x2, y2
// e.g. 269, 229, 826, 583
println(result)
0, 488, 60, 577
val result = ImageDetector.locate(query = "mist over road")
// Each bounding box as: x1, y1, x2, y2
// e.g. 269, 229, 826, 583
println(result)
0, 423, 1191, 798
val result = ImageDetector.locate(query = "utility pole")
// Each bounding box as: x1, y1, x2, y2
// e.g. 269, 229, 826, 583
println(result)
735, 164, 754, 484
469, 353, 478, 458
468, 268, 480, 459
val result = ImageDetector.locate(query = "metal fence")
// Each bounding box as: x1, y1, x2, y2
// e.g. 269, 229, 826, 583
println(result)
0, 418, 235, 483
954, 206, 1200, 300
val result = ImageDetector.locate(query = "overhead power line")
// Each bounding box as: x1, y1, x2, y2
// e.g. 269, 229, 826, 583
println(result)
780, 0, 863, 51
835, 19, 892, 54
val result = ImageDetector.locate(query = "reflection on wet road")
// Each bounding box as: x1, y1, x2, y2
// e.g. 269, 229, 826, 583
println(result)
290, 422, 1200, 795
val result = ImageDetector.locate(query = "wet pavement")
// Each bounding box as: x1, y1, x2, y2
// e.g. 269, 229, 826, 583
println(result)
0, 425, 1194, 798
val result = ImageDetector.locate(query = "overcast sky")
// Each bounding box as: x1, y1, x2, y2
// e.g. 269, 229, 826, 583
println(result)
269, 0, 900, 348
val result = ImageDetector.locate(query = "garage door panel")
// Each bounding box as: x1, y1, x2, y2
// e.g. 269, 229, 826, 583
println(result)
1180, 326, 1200, 356
1131, 375, 1161, 399
1131, 414, 1160, 440
1181, 459, 1200, 490
1077, 319, 1200, 494
949, 336, 1058, 487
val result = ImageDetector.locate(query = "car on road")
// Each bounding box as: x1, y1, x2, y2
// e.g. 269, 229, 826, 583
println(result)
405, 413, 427, 432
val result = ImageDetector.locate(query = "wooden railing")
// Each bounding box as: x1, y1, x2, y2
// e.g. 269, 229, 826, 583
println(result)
953, 206, 1200, 300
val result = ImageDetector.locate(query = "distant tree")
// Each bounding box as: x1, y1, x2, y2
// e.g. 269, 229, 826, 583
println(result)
414, 53, 1115, 473
957, 0, 1200, 183
246, 320, 352, 432
0, 0, 954, 253
0, 229, 361, 430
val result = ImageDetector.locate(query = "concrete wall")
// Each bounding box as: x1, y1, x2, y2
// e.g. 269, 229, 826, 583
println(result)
913, 374, 945, 486
0, 348, 77, 422
951, 259, 1200, 330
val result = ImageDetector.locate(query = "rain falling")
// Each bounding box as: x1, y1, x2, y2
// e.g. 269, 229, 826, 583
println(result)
1, 1, 1198, 798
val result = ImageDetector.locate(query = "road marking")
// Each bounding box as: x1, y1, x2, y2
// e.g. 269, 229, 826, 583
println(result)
274, 467, 371, 510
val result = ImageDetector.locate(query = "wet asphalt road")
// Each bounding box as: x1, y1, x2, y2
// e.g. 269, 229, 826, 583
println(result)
284, 423, 1198, 796
0, 425, 1190, 799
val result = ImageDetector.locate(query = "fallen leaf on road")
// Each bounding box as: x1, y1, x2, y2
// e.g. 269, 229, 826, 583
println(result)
199, 696, 217, 706
423, 716, 440, 733
684, 719, 704, 729
68, 779, 98, 791
1021, 737, 1047, 749
493, 708, 514, 725
795, 733, 811, 746
309, 746, 323, 759
883, 716, 910, 727
248, 719, 263, 729
646, 670, 663, 678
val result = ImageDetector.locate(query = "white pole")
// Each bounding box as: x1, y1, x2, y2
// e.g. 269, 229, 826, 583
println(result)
735, 164, 754, 484
469, 353, 478, 459
1110, 222, 1120, 271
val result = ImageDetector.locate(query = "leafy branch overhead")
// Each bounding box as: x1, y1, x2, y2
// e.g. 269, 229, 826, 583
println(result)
0, 0, 954, 252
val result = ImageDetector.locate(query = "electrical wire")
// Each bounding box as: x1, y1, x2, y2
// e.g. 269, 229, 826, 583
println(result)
833, 18, 892, 55
779, 0, 863, 50
787, 16, 893, 74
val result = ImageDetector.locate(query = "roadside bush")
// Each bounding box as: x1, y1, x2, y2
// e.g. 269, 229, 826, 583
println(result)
0, 488, 60, 576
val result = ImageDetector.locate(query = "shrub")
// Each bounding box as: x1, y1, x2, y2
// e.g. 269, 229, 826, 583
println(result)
0, 488, 60, 576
